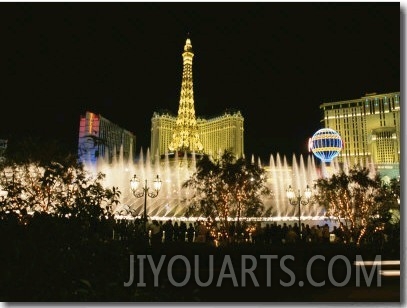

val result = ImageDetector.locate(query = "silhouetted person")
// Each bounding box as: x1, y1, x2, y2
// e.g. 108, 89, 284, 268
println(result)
179, 221, 187, 242
187, 223, 195, 243
195, 221, 207, 243
163, 219, 174, 242
149, 220, 162, 249
173, 222, 180, 241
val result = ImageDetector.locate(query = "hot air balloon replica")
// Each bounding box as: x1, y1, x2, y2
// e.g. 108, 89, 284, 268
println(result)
308, 128, 343, 177
308, 128, 343, 162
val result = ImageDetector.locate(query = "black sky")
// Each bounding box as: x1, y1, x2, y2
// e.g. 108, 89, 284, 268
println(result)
0, 2, 400, 163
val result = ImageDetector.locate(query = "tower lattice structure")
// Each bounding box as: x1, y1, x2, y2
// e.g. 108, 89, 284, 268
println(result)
168, 38, 204, 154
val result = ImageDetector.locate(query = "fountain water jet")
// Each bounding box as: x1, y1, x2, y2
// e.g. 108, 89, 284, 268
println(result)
83, 148, 374, 225
264, 153, 328, 221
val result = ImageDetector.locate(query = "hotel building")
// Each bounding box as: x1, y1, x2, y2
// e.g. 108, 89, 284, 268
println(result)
150, 38, 244, 161
78, 111, 136, 166
320, 91, 400, 178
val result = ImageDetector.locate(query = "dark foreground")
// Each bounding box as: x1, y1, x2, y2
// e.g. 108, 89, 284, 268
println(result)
0, 233, 400, 302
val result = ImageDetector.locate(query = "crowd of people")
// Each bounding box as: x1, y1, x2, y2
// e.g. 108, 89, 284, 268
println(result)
113, 217, 388, 248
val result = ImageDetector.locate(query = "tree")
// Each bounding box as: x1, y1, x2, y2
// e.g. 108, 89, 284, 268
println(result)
314, 165, 396, 245
0, 158, 121, 218
182, 150, 270, 232
375, 176, 400, 246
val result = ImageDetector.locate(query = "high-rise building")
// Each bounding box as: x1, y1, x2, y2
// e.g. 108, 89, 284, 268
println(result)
78, 111, 136, 166
320, 91, 400, 178
151, 38, 244, 160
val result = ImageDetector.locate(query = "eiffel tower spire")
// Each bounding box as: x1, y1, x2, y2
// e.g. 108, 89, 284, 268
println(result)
168, 37, 204, 154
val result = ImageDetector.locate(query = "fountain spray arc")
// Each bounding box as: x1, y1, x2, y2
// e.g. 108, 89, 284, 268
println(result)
83, 145, 363, 225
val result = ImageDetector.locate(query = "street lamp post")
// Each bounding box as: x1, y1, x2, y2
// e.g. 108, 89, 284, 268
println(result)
286, 185, 312, 238
130, 174, 162, 237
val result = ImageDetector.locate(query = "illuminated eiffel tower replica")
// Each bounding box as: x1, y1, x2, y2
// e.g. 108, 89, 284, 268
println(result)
167, 37, 204, 164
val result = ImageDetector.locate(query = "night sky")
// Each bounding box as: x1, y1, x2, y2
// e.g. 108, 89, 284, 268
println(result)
0, 2, 400, 163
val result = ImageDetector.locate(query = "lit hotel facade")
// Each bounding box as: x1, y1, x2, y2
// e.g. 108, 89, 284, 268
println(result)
320, 91, 400, 178
78, 111, 136, 165
151, 110, 244, 160
150, 38, 244, 161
